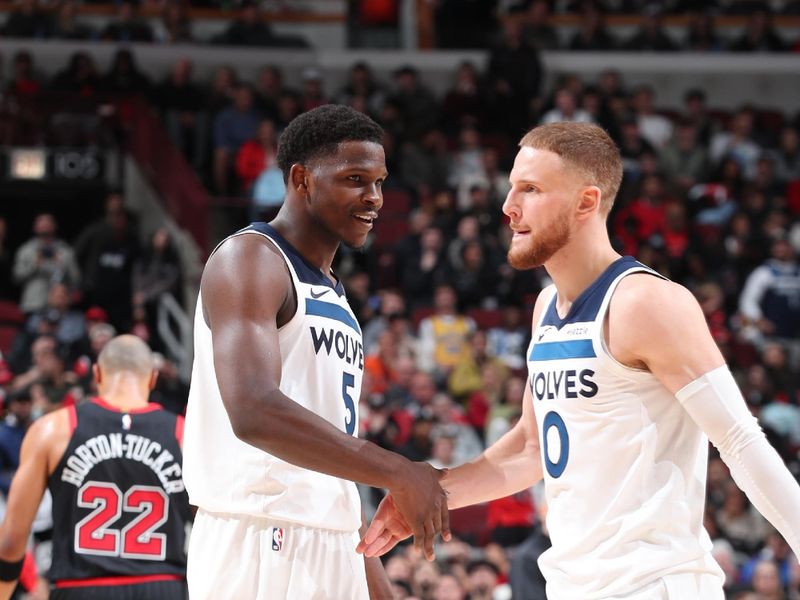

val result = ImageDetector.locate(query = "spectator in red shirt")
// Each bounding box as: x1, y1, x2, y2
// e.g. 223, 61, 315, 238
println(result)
235, 118, 278, 194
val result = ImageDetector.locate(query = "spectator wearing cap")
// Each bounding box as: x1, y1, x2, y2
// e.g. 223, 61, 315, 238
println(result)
13, 213, 81, 316
0, 388, 32, 496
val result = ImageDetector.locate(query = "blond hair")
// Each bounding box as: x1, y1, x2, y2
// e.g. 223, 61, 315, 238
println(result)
519, 122, 623, 214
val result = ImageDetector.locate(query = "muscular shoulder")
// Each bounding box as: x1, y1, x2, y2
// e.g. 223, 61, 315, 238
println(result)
611, 274, 699, 323
201, 233, 291, 326
608, 274, 706, 365
203, 233, 287, 287
610, 273, 725, 391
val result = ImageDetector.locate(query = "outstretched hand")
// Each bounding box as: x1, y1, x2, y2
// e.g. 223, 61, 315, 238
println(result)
356, 494, 451, 560
357, 494, 413, 558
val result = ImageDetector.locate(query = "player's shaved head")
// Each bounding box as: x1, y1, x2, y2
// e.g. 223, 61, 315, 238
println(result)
97, 335, 154, 377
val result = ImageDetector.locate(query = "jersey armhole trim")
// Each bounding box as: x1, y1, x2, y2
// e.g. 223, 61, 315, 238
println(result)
175, 415, 185, 447
595, 267, 666, 378
67, 405, 77, 435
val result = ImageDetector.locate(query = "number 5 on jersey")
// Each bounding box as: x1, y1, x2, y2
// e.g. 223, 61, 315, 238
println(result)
342, 371, 356, 435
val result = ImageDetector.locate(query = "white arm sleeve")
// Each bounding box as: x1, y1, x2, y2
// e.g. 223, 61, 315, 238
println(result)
676, 365, 800, 559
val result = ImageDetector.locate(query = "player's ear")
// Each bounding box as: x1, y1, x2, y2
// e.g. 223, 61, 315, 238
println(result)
576, 186, 601, 220
93, 364, 102, 386
148, 369, 159, 391
289, 164, 308, 195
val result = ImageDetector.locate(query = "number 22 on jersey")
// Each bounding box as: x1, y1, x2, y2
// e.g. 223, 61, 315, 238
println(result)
75, 481, 169, 560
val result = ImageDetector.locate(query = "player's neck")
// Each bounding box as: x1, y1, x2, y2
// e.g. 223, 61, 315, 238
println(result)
269, 210, 338, 279
97, 377, 150, 412
545, 231, 620, 309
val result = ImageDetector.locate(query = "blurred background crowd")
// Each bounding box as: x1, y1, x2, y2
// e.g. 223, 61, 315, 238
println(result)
0, 0, 800, 599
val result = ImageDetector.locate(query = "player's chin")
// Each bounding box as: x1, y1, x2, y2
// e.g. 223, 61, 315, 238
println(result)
507, 246, 542, 270
342, 233, 369, 251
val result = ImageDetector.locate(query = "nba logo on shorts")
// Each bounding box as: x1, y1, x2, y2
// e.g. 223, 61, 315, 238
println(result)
272, 527, 284, 551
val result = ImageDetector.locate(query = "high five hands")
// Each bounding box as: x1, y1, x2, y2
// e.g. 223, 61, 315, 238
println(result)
357, 486, 451, 562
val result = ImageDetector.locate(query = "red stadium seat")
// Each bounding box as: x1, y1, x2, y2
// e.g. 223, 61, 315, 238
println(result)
755, 109, 785, 136
381, 188, 412, 215
0, 300, 24, 356
372, 217, 408, 250
0, 300, 24, 325
449, 503, 491, 546
787, 180, 800, 215
467, 308, 504, 330
411, 306, 435, 330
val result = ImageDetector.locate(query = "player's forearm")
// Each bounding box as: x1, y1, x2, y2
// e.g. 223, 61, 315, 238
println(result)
678, 366, 800, 558
227, 389, 408, 490
443, 425, 542, 509
0, 580, 16, 600
364, 555, 394, 599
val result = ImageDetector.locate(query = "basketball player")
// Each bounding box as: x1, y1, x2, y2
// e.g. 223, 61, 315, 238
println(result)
0, 335, 190, 600
359, 122, 800, 599
183, 104, 449, 600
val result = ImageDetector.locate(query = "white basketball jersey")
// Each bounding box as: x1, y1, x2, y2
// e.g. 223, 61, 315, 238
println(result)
183, 223, 363, 532
529, 256, 723, 599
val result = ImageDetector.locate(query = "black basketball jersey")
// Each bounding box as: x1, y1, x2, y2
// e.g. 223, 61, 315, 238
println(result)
48, 398, 190, 585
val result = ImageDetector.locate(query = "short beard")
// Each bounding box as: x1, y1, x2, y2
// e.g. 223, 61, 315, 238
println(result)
507, 216, 571, 270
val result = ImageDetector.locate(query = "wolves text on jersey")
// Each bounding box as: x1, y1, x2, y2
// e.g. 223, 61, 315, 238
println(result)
530, 368, 598, 401
60, 432, 184, 494
309, 326, 364, 370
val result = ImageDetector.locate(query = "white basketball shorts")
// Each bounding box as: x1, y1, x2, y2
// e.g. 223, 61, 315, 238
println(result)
603, 572, 725, 600
187, 509, 369, 600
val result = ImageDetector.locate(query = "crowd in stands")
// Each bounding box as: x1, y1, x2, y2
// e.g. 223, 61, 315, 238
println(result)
1, 5, 800, 599
2, 0, 800, 52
